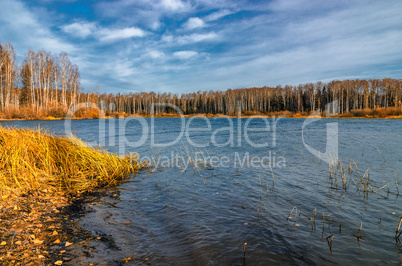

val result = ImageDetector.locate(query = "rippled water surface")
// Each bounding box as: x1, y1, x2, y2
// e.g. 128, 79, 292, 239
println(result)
2, 118, 402, 264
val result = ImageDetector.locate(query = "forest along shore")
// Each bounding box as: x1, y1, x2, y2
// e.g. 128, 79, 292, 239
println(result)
0, 126, 141, 265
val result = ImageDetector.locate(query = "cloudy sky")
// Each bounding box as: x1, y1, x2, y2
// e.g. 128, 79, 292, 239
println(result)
0, 0, 401, 94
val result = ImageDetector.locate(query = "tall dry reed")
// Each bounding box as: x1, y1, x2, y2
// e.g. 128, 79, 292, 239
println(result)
0, 126, 140, 196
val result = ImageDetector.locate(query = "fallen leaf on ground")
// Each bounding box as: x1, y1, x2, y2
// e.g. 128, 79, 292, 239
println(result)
54, 261, 63, 265
52, 231, 58, 236
0, 241, 6, 246
54, 239, 60, 244
38, 255, 45, 259
65, 242, 73, 247
34, 239, 44, 245
15, 241, 21, 245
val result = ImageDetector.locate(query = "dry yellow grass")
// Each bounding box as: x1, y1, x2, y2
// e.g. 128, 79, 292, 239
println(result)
0, 126, 140, 196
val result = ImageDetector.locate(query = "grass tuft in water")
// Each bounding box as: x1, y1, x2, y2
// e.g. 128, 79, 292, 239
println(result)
0, 126, 140, 196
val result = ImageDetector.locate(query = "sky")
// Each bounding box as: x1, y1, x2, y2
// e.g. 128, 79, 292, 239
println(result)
0, 0, 402, 94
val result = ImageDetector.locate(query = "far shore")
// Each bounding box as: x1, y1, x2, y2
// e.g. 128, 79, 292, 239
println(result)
1, 113, 402, 122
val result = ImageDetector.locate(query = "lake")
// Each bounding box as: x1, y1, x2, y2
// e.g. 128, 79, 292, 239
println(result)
1, 118, 401, 264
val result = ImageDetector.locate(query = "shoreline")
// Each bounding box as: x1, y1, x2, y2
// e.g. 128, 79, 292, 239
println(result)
1, 114, 402, 121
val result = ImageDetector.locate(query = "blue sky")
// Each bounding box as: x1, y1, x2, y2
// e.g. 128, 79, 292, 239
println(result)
0, 0, 401, 94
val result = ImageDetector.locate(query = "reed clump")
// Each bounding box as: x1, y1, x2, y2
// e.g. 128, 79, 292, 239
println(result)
340, 107, 402, 118
74, 107, 105, 119
0, 126, 140, 197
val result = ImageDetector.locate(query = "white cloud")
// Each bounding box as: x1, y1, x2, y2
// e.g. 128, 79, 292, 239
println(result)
151, 20, 162, 30
97, 27, 146, 42
173, 50, 198, 59
177, 32, 219, 44
148, 50, 165, 59
96, 0, 193, 30
61, 21, 147, 42
183, 17, 205, 30
161, 34, 174, 43
268, 0, 344, 11
160, 0, 188, 11
61, 22, 96, 38
0, 0, 76, 55
205, 9, 233, 21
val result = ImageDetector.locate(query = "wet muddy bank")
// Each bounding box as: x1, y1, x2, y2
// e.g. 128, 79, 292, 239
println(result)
68, 186, 153, 266
0, 189, 137, 266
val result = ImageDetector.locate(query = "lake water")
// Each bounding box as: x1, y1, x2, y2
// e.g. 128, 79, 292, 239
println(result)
1, 118, 402, 264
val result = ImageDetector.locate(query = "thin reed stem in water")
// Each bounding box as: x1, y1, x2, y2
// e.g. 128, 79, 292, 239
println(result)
287, 206, 298, 222
326, 234, 334, 252
375, 146, 386, 162
243, 242, 247, 257
396, 216, 402, 241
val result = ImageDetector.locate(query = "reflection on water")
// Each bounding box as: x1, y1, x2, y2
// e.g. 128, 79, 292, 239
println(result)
1, 118, 402, 264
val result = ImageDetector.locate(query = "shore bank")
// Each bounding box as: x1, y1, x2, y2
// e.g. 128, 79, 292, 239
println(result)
1, 113, 402, 121
0, 127, 141, 265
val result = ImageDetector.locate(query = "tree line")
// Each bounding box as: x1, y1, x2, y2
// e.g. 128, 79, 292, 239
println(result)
1, 41, 401, 118
1, 42, 80, 116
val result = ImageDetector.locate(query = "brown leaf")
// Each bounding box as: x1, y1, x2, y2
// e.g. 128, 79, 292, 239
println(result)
65, 241, 73, 247
52, 231, 58, 236
33, 239, 43, 245
54, 239, 60, 244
